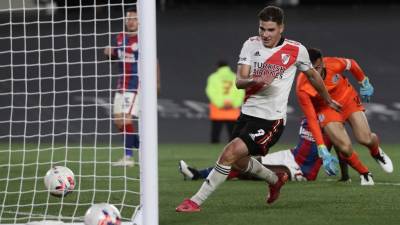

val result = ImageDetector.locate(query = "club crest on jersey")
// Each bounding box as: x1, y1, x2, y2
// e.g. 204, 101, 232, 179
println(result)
281, 53, 290, 65
332, 74, 340, 84
249, 129, 265, 140
318, 113, 325, 122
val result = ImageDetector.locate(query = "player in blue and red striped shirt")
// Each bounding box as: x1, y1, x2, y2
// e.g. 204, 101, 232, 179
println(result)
289, 118, 333, 180
179, 118, 352, 182
104, 7, 160, 167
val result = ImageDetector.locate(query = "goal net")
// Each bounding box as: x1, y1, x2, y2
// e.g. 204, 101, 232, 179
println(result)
0, 0, 143, 224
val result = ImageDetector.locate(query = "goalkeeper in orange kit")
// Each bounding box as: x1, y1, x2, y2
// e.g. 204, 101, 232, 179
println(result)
296, 48, 393, 185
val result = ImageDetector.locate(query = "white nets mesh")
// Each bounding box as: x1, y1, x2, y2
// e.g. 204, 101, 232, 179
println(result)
0, 0, 140, 223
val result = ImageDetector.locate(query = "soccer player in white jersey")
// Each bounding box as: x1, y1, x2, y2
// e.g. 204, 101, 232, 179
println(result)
176, 6, 341, 212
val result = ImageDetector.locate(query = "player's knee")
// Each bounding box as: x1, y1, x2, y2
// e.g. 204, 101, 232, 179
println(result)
356, 132, 373, 146
114, 114, 132, 130
218, 146, 236, 165
337, 142, 353, 156
218, 142, 243, 165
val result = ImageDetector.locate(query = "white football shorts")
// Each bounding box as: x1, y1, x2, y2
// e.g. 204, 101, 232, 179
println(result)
113, 91, 140, 117
261, 149, 307, 181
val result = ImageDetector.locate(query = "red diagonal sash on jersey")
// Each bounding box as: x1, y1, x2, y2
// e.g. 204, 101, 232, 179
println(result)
244, 44, 300, 102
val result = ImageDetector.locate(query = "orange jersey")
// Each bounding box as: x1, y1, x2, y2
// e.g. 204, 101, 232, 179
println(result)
296, 57, 367, 145
297, 57, 366, 105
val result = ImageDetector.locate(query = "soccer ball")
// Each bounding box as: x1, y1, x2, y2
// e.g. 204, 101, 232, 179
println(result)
44, 166, 75, 197
84, 203, 122, 225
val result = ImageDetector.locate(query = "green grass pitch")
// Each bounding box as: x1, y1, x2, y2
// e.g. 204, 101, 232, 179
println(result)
160, 143, 400, 225
0, 144, 140, 223
1, 143, 399, 225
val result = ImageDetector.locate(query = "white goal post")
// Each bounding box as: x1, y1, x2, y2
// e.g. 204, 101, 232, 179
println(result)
0, 0, 158, 225
137, 0, 159, 224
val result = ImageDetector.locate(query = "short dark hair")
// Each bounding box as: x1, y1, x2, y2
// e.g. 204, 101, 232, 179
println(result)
258, 6, 284, 25
126, 6, 137, 14
307, 48, 323, 64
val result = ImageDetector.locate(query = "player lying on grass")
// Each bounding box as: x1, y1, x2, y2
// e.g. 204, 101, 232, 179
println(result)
296, 48, 393, 185
179, 118, 379, 184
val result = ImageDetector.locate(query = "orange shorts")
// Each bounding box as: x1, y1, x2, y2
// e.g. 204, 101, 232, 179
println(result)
316, 93, 365, 127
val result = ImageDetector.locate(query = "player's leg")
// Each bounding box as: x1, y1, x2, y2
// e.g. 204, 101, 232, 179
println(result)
112, 92, 137, 167
176, 137, 249, 212
259, 149, 306, 181
178, 160, 211, 180
323, 122, 373, 185
264, 165, 293, 180
178, 160, 245, 181
176, 114, 252, 212
335, 148, 351, 182
234, 117, 288, 204
234, 156, 279, 183
122, 113, 136, 157
347, 111, 376, 149
129, 92, 140, 149
210, 120, 223, 144
176, 116, 286, 211
347, 111, 393, 173
112, 113, 135, 167
192, 138, 249, 201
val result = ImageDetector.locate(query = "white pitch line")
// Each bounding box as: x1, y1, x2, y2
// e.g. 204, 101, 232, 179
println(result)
375, 182, 400, 186
324, 179, 400, 186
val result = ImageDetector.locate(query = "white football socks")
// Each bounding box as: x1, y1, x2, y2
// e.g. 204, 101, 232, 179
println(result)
245, 157, 277, 184
191, 162, 231, 206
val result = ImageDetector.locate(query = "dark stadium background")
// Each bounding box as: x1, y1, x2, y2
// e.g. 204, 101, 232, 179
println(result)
0, 1, 399, 144
157, 3, 400, 143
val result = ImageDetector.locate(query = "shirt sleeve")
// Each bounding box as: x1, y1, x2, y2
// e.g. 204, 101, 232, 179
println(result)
295, 73, 318, 98
238, 39, 252, 65
347, 58, 366, 82
296, 90, 325, 146
295, 44, 313, 72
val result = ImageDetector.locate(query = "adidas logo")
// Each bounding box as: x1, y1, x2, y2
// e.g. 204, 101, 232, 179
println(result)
254, 51, 260, 56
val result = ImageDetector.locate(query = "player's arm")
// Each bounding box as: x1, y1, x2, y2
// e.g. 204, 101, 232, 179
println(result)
104, 46, 118, 60
303, 68, 341, 112
235, 64, 264, 89
344, 58, 366, 82
296, 82, 338, 176
296, 46, 340, 111
104, 35, 118, 60
296, 90, 325, 146
342, 57, 374, 102
335, 57, 367, 82
236, 39, 267, 89
104, 46, 112, 58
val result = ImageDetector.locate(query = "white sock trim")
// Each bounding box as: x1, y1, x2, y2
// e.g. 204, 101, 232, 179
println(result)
191, 163, 231, 205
